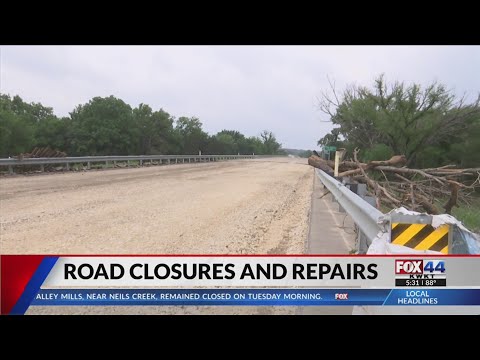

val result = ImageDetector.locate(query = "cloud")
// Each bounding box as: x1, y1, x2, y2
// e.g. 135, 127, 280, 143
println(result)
1, 45, 478, 149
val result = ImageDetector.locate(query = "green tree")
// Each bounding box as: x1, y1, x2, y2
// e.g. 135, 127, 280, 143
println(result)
205, 133, 235, 154
442, 117, 480, 168
244, 136, 265, 155
0, 94, 55, 156
133, 104, 174, 154
260, 130, 282, 155
8, 94, 56, 124
318, 75, 480, 167
174, 117, 209, 154
69, 96, 137, 155
317, 128, 350, 154
34, 116, 72, 151
0, 107, 34, 157
0, 92, 290, 159
218, 130, 257, 154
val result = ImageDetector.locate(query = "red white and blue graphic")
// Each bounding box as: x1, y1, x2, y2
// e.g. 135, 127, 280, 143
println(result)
2, 255, 480, 315
1, 255, 58, 315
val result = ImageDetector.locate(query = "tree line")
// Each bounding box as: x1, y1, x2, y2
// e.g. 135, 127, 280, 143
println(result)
317, 75, 480, 168
0, 94, 285, 158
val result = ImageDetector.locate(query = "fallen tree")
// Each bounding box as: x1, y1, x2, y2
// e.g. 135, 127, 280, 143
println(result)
11, 147, 67, 173
308, 149, 480, 215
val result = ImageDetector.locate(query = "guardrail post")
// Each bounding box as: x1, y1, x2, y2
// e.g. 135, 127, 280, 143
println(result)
40, 164, 44, 172
331, 193, 337, 203
113, 160, 117, 167
66, 163, 70, 171
8, 165, 14, 174
86, 162, 91, 170
167, 159, 170, 165
126, 160, 129, 167
357, 230, 369, 254
357, 184, 367, 198
140, 160, 143, 166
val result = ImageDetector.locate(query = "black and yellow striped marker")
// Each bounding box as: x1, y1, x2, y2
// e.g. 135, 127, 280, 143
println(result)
391, 223, 449, 254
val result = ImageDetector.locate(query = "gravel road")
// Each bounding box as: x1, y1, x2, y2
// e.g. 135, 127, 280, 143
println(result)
1, 158, 314, 315
1, 158, 312, 255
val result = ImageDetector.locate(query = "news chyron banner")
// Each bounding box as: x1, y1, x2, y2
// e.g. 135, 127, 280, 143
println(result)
2, 255, 480, 314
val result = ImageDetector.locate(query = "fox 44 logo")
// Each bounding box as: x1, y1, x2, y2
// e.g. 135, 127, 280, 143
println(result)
395, 259, 446, 278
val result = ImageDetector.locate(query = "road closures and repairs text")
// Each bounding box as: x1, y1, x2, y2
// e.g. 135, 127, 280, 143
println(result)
64, 262, 378, 281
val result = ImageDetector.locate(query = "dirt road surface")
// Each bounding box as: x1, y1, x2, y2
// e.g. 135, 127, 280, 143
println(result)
1, 158, 312, 254
0, 158, 314, 314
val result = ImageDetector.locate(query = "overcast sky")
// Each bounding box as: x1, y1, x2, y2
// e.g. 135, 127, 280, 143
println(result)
1, 46, 479, 149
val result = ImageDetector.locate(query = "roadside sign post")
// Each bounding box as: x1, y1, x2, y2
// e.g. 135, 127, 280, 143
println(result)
334, 148, 346, 177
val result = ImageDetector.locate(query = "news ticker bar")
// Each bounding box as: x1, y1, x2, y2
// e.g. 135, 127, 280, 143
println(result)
4, 255, 480, 315
31, 288, 480, 306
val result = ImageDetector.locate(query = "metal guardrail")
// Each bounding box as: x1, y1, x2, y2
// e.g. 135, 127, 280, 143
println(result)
0, 154, 284, 174
315, 169, 387, 244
